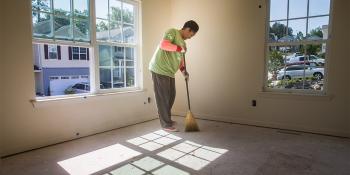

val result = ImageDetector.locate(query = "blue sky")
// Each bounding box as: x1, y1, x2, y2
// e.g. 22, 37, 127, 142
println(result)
270, 0, 330, 35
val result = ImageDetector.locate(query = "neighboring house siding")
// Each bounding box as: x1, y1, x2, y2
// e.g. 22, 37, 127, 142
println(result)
43, 68, 89, 96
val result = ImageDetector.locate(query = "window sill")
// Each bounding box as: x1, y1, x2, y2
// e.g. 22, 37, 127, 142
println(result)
258, 91, 334, 101
31, 88, 147, 104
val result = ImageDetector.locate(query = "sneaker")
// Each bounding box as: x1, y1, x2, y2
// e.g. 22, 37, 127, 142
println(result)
163, 127, 179, 132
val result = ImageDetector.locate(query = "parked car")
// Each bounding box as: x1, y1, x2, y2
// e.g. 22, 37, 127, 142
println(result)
65, 82, 90, 94
277, 65, 324, 80
286, 55, 325, 65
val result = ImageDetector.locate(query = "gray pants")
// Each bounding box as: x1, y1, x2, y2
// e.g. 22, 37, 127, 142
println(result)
151, 72, 176, 128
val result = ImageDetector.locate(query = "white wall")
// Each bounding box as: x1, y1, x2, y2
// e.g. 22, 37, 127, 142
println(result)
0, 0, 171, 157
171, 0, 350, 137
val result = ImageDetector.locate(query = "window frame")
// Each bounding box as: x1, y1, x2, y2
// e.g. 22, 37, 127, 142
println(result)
264, 0, 334, 95
93, 0, 141, 93
31, 0, 142, 100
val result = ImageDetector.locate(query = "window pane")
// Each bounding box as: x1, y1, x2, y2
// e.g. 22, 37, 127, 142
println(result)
32, 12, 52, 37
110, 0, 122, 22
288, 19, 307, 41
267, 45, 306, 89
54, 17, 72, 40
73, 53, 80, 60
80, 54, 87, 60
54, 0, 71, 17
113, 68, 125, 88
80, 47, 87, 53
96, 0, 108, 19
123, 2, 134, 24
269, 21, 287, 42
32, 0, 51, 12
96, 19, 109, 41
74, 0, 89, 17
99, 45, 111, 66
270, 0, 288, 21
113, 46, 124, 67
126, 68, 135, 87
126, 47, 134, 66
123, 24, 134, 43
74, 19, 90, 41
289, 0, 307, 19
303, 46, 325, 91
307, 16, 329, 40
309, 0, 330, 16
110, 22, 122, 42
100, 68, 112, 89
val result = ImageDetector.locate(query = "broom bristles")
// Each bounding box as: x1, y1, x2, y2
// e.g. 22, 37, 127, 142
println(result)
185, 111, 199, 132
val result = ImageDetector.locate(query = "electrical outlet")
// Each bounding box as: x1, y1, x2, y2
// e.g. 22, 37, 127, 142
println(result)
252, 100, 257, 107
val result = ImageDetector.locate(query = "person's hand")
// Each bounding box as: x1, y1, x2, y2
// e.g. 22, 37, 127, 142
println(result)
183, 71, 189, 80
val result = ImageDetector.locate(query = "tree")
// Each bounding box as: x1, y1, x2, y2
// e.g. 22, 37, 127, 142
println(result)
270, 22, 293, 40
268, 49, 284, 80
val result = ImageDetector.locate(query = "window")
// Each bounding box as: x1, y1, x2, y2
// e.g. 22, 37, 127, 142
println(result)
32, 0, 140, 98
48, 45, 58, 59
266, 0, 331, 92
70, 47, 89, 60
96, 0, 138, 89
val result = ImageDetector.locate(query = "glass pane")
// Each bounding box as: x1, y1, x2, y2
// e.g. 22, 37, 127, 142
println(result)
99, 45, 111, 66
288, 19, 307, 41
126, 68, 135, 87
123, 24, 134, 43
303, 44, 325, 91
289, 0, 307, 19
123, 2, 134, 24
32, 12, 52, 37
96, 0, 108, 19
113, 68, 125, 88
110, 0, 122, 22
269, 21, 287, 42
267, 45, 306, 89
270, 0, 288, 21
74, 19, 90, 41
110, 22, 122, 42
100, 68, 112, 89
54, 0, 71, 17
309, 0, 330, 16
96, 19, 109, 41
307, 16, 329, 40
74, 0, 89, 17
32, 0, 51, 12
125, 47, 134, 66
113, 46, 124, 67
54, 16, 72, 40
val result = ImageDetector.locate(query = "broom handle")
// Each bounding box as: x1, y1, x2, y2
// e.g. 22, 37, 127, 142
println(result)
183, 54, 191, 111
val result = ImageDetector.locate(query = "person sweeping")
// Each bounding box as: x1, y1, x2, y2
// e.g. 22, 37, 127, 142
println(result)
149, 20, 199, 132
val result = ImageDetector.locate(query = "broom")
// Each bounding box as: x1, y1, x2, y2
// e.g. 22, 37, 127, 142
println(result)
183, 54, 200, 132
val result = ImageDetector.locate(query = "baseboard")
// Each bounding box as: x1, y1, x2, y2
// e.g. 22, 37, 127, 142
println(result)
1, 116, 158, 159
173, 111, 350, 138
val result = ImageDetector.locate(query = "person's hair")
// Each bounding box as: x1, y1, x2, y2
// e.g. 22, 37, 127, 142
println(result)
182, 20, 199, 33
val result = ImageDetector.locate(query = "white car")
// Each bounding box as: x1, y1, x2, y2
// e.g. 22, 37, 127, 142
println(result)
277, 65, 324, 80
287, 55, 325, 65
66, 82, 90, 94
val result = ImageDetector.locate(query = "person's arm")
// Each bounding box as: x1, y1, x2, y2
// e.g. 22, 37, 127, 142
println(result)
160, 39, 185, 52
179, 57, 189, 80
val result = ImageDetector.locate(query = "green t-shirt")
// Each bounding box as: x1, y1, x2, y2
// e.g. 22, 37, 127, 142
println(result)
149, 28, 186, 78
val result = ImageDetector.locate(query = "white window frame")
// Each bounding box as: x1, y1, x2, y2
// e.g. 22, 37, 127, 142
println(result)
264, 0, 333, 95
31, 0, 142, 100
93, 0, 141, 93
72, 47, 88, 60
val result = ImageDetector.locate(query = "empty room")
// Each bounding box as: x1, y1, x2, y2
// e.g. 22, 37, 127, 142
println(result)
1, 0, 350, 175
